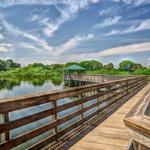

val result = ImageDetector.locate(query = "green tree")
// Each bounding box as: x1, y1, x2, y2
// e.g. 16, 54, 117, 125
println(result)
119, 60, 134, 71
28, 63, 45, 68
103, 63, 114, 70
79, 60, 103, 70
0, 60, 6, 71
50, 64, 63, 70
65, 62, 79, 67
5, 59, 21, 70
131, 63, 143, 71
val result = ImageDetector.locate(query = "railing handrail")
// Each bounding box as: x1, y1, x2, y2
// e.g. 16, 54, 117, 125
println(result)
0, 76, 146, 104
64, 73, 140, 77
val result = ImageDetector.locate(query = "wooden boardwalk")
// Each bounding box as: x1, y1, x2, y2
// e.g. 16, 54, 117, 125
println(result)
70, 83, 150, 150
0, 76, 148, 149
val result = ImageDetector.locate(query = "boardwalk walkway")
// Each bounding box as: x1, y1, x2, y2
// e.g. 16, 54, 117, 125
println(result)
70, 83, 150, 150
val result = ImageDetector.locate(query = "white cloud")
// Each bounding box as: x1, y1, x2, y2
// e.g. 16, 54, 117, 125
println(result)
0, 34, 4, 40
20, 42, 43, 52
111, 0, 150, 6
0, 43, 12, 47
98, 8, 114, 16
98, 42, 150, 57
2, 15, 94, 56
105, 19, 150, 36
14, 33, 94, 64
0, 0, 100, 7
27, 14, 40, 23
43, 23, 59, 38
43, 0, 101, 37
0, 43, 13, 52
57, 34, 94, 54
123, 19, 150, 33
0, 0, 59, 7
2, 19, 54, 52
98, 10, 108, 16
0, 47, 9, 52
104, 30, 120, 36
1, 0, 101, 38
94, 16, 121, 28
68, 42, 150, 61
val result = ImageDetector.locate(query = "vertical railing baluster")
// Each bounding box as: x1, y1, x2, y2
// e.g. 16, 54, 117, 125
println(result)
51, 100, 58, 141
79, 93, 84, 124
96, 89, 100, 110
0, 112, 9, 143
0, 114, 5, 143
4, 113, 9, 141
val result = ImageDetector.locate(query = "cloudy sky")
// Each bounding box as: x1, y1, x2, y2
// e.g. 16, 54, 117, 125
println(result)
0, 0, 150, 66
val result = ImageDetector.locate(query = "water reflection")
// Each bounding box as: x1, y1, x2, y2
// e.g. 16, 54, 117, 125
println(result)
0, 78, 62, 90
0, 78, 63, 99
0, 79, 21, 90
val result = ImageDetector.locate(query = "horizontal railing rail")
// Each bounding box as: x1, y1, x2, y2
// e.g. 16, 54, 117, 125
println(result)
0, 76, 148, 150
64, 74, 138, 86
64, 74, 107, 83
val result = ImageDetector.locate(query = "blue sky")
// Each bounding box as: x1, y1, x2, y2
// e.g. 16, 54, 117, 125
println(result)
0, 0, 150, 66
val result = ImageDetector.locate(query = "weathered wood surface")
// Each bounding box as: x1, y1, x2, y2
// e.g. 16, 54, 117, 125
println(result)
70, 82, 150, 150
0, 76, 148, 150
124, 80, 150, 150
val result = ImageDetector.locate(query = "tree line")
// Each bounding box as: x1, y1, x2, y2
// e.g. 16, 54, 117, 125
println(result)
0, 59, 149, 74
65, 60, 148, 72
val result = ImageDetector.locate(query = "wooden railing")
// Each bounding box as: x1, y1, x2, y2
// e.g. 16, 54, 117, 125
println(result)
124, 82, 150, 150
64, 74, 105, 83
64, 74, 136, 84
0, 76, 148, 150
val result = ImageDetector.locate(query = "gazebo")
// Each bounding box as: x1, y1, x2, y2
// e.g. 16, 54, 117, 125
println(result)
64, 64, 86, 74
64, 64, 86, 86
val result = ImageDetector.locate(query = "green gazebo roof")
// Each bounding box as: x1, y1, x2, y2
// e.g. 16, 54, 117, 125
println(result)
64, 64, 86, 71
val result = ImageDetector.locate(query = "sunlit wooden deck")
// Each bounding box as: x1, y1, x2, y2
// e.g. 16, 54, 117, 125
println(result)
70, 83, 150, 150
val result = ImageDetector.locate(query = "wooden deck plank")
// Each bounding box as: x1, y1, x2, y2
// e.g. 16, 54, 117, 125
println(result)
70, 83, 150, 150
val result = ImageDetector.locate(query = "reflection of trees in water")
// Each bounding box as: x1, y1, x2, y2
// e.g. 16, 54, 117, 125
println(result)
0, 77, 62, 90
28, 78, 46, 86
51, 78, 62, 85
0, 79, 21, 90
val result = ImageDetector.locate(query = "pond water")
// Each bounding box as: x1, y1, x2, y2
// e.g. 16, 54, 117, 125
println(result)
0, 78, 63, 99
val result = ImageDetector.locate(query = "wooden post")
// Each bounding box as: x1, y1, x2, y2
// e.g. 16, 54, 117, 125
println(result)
0, 113, 9, 143
4, 113, 9, 141
79, 94, 84, 124
51, 100, 58, 140
97, 89, 100, 110
0, 114, 5, 143
107, 86, 111, 100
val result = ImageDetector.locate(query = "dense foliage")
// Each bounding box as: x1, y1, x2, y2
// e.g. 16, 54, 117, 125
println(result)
66, 60, 103, 70
0, 62, 63, 84
0, 59, 21, 71
0, 59, 149, 83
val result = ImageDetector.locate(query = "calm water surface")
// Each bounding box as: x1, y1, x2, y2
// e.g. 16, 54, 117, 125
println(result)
0, 79, 63, 99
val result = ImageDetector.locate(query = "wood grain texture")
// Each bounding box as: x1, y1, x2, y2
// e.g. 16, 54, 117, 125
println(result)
70, 83, 150, 150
